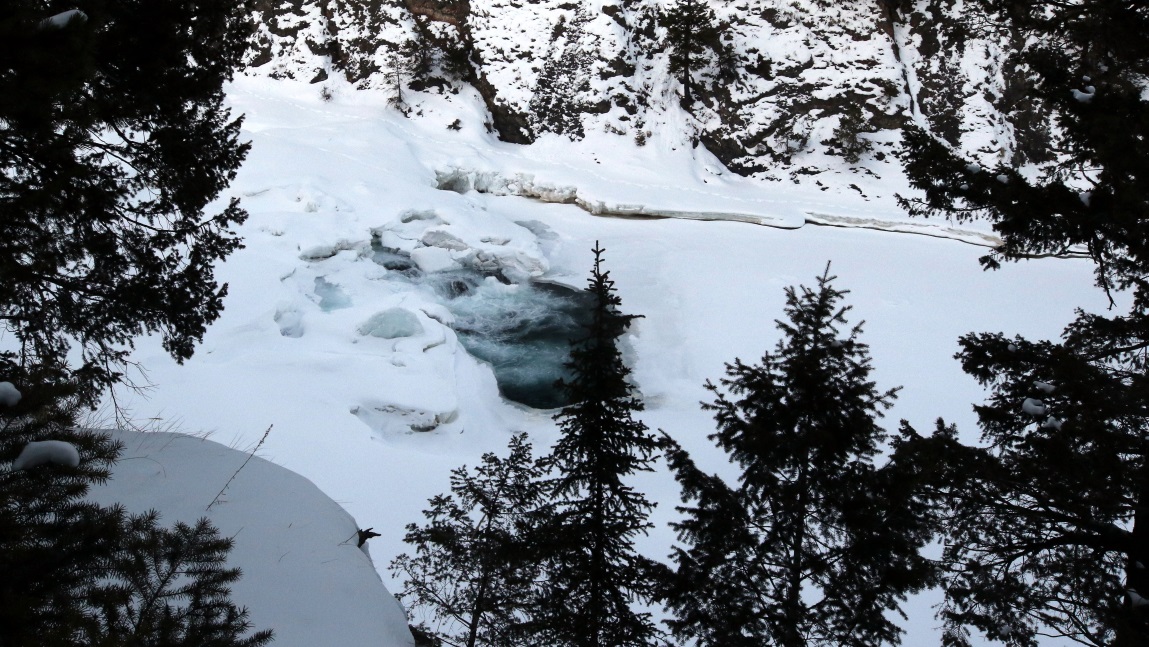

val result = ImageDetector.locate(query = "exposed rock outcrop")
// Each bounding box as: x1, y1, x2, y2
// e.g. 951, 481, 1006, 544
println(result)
243, 0, 1058, 178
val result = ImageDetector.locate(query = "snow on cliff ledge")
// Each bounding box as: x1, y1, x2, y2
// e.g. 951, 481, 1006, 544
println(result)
86, 429, 415, 647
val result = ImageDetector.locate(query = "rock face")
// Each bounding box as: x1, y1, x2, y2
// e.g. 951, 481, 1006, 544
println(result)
243, 0, 1056, 178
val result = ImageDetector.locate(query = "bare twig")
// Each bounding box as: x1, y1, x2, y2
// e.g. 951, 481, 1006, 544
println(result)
207, 425, 272, 511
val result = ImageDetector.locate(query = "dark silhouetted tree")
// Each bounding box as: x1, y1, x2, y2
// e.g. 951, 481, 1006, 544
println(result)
0, 0, 254, 405
532, 244, 661, 647
660, 0, 728, 105
662, 266, 936, 647
1, 2, 265, 644
899, 0, 1149, 643
392, 434, 546, 647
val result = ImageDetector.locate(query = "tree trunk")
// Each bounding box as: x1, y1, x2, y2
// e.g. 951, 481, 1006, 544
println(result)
781, 459, 809, 647
1116, 452, 1149, 645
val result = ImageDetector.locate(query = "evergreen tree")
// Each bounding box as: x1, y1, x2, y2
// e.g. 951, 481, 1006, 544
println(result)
87, 512, 273, 647
662, 266, 936, 646
529, 13, 594, 140
660, 0, 726, 105
0, 392, 124, 646
1, 3, 262, 642
833, 103, 872, 164
899, 1, 1149, 644
391, 434, 546, 647
533, 244, 661, 647
385, 37, 433, 111
0, 0, 254, 404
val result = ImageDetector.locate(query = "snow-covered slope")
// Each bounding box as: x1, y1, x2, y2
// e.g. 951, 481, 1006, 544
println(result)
244, 0, 1057, 179
87, 428, 415, 647
105, 77, 1107, 644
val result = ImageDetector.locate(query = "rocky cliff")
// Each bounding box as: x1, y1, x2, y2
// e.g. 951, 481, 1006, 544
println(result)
244, 0, 1055, 180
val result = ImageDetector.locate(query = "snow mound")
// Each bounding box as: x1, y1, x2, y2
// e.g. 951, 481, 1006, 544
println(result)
0, 381, 21, 406
13, 440, 80, 470
361, 309, 425, 339
86, 429, 414, 647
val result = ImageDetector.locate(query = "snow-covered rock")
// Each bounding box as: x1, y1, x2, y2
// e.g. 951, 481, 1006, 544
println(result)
361, 308, 426, 338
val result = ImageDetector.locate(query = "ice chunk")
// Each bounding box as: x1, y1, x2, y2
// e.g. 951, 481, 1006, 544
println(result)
13, 441, 80, 470
300, 240, 361, 260
435, 169, 472, 194
1022, 398, 1047, 416
275, 307, 304, 338
419, 303, 455, 326
399, 209, 441, 224
0, 382, 21, 407
462, 249, 546, 284
359, 309, 424, 339
411, 247, 460, 273
1033, 381, 1056, 393
421, 230, 470, 251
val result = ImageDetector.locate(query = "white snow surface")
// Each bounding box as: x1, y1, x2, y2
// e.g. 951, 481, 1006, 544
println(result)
0, 381, 21, 407
13, 440, 81, 470
39, 9, 87, 29
87, 428, 414, 647
102, 76, 1112, 645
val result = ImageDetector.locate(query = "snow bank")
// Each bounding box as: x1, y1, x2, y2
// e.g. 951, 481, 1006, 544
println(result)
86, 429, 414, 647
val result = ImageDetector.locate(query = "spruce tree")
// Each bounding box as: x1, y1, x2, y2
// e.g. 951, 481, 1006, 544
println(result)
87, 513, 273, 647
529, 12, 594, 139
533, 244, 661, 647
391, 434, 546, 647
0, 393, 124, 646
660, 0, 725, 105
662, 266, 936, 646
899, 1, 1149, 643
0, 0, 254, 404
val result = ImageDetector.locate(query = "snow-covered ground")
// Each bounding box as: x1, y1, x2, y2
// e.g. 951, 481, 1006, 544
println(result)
86, 429, 414, 647
105, 76, 1108, 645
